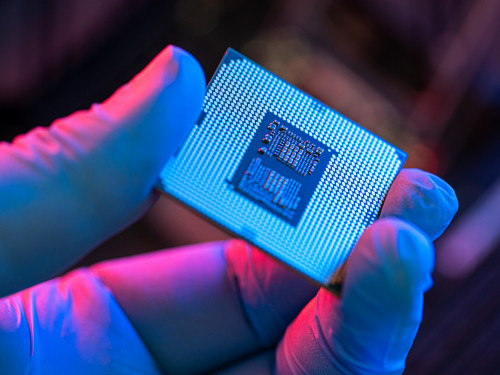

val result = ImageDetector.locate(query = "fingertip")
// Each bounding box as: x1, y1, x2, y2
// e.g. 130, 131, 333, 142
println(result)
163, 45, 206, 125
128, 44, 206, 160
344, 218, 434, 306
381, 168, 459, 241
311, 219, 435, 373
88, 44, 207, 195
428, 172, 459, 227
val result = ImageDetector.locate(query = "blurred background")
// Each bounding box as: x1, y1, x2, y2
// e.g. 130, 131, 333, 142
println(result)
1, 0, 499, 373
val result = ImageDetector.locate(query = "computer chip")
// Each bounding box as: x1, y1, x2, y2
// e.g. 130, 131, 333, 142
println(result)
157, 48, 406, 290
229, 111, 335, 226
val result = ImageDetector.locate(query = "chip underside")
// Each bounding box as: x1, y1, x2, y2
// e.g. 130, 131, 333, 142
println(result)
158, 48, 406, 289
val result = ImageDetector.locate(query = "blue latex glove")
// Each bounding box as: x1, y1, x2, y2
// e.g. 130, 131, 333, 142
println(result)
0, 45, 458, 374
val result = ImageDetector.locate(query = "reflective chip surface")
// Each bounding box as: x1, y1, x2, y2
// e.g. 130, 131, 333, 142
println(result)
158, 48, 406, 288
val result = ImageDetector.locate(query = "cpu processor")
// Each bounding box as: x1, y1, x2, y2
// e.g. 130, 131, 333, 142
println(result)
158, 48, 406, 290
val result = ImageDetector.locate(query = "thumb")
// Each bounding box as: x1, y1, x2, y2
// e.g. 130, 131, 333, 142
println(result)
0, 45, 205, 297
276, 218, 433, 374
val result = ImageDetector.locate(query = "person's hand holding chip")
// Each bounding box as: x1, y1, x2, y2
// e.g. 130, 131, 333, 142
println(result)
0, 45, 458, 374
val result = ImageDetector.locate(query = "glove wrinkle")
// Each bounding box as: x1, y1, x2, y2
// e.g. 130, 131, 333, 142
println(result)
0, 295, 31, 375
225, 240, 287, 348
1, 268, 163, 374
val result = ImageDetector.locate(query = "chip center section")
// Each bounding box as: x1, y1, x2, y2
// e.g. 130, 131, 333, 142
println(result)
228, 111, 335, 226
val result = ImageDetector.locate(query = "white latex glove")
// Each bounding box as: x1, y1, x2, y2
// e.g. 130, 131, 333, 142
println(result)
0, 44, 458, 374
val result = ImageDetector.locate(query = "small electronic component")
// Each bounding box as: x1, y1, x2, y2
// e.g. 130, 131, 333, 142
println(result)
158, 48, 406, 290
260, 122, 323, 176
229, 111, 333, 225
236, 157, 301, 220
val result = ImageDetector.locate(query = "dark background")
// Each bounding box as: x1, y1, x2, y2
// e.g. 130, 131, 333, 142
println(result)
1, 1, 500, 373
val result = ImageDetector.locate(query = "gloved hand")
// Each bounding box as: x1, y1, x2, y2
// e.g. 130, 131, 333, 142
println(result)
0, 45, 458, 374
